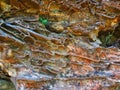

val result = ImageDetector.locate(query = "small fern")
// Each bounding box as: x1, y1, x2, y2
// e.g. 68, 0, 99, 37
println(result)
103, 30, 114, 47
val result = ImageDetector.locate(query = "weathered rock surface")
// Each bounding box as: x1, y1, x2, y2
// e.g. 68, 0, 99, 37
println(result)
0, 0, 120, 90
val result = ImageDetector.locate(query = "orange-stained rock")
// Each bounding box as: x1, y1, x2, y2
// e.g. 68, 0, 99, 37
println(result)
0, 0, 120, 89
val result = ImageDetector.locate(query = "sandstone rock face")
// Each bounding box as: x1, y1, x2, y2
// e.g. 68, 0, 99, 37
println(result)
0, 0, 120, 90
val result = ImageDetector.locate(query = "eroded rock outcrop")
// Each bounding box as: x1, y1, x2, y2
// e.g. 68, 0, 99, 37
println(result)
0, 0, 120, 90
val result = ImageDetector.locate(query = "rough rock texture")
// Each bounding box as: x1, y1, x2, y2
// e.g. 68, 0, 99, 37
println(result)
0, 0, 120, 90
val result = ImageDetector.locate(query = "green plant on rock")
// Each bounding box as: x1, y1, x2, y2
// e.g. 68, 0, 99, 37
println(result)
103, 30, 114, 47
39, 17, 49, 26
